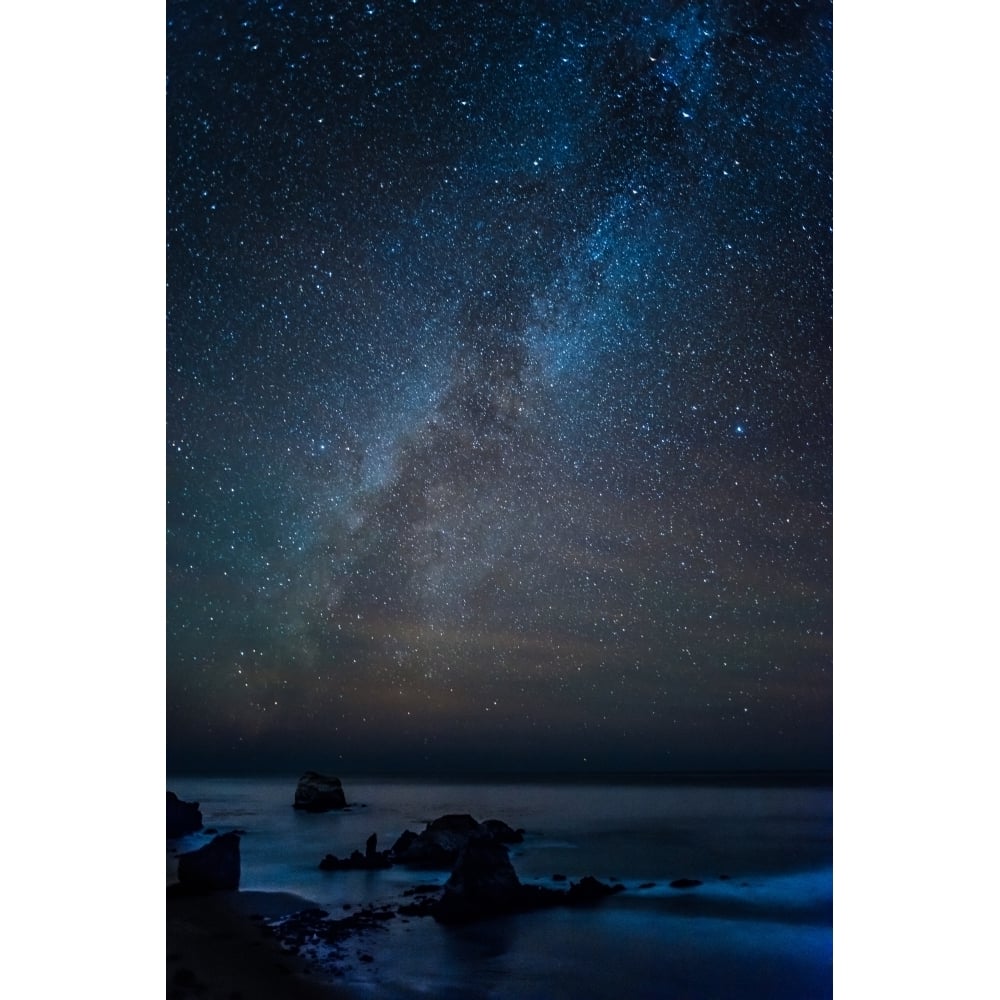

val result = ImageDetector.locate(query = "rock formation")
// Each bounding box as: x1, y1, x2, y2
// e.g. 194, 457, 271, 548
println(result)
391, 813, 525, 867
434, 839, 523, 922
432, 840, 625, 924
319, 833, 392, 871
176, 832, 241, 892
166, 791, 203, 839
292, 771, 347, 812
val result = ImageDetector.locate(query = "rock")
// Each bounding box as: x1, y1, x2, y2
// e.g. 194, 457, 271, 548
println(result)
390, 830, 417, 856
402, 884, 440, 897
434, 840, 523, 923
426, 813, 481, 843
177, 833, 241, 891
431, 843, 625, 924
318, 834, 392, 871
447, 841, 521, 898
392, 813, 522, 868
166, 791, 203, 839
566, 875, 626, 904
552, 873, 567, 882
670, 878, 703, 889
293, 771, 347, 812
393, 814, 479, 867
312, 826, 485, 872
480, 819, 524, 843
398, 894, 442, 918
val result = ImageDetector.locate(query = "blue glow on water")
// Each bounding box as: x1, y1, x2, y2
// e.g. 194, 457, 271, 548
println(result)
168, 775, 831, 998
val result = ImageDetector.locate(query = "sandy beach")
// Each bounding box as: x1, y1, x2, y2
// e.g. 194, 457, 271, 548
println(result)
166, 889, 351, 1000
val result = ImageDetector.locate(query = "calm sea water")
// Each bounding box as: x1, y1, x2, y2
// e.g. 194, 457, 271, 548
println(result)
167, 774, 832, 999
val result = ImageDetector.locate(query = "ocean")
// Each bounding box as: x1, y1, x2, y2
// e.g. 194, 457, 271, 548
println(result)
167, 774, 832, 999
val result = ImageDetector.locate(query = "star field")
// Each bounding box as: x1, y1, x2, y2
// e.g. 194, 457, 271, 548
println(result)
167, 0, 831, 773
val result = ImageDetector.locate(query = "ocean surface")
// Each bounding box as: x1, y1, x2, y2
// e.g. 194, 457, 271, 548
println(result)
167, 774, 832, 999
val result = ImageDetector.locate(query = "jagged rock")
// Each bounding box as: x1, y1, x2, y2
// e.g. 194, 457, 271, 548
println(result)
480, 819, 525, 843
426, 813, 481, 843
177, 833, 240, 891
319, 833, 392, 871
431, 842, 624, 924
293, 771, 347, 812
390, 829, 417, 855
434, 840, 523, 922
166, 791, 203, 839
447, 840, 521, 898
392, 814, 476, 866
320, 817, 522, 872
392, 813, 522, 868
318, 850, 392, 871
263, 906, 399, 958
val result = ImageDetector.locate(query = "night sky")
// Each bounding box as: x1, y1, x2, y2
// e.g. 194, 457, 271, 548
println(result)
166, 0, 831, 775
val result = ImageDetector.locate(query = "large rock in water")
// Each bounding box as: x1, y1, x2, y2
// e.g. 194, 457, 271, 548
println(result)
434, 840, 522, 923
392, 814, 523, 867
391, 813, 480, 866
480, 819, 524, 844
445, 840, 521, 898
293, 771, 347, 812
177, 833, 240, 891
166, 791, 203, 838
432, 849, 626, 924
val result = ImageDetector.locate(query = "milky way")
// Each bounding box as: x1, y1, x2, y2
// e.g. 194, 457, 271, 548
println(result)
167, 0, 831, 773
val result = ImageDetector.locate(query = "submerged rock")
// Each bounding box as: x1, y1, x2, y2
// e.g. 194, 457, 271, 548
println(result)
669, 878, 703, 889
565, 875, 625, 904
293, 771, 347, 812
177, 832, 241, 891
166, 791, 203, 839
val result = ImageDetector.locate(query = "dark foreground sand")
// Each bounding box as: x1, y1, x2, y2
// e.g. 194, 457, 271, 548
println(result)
166, 890, 354, 1000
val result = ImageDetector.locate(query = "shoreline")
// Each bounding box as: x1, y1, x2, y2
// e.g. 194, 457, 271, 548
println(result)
166, 888, 356, 1000
165, 779, 831, 998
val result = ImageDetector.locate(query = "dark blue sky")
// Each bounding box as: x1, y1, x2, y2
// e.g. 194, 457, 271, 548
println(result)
167, 0, 831, 774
